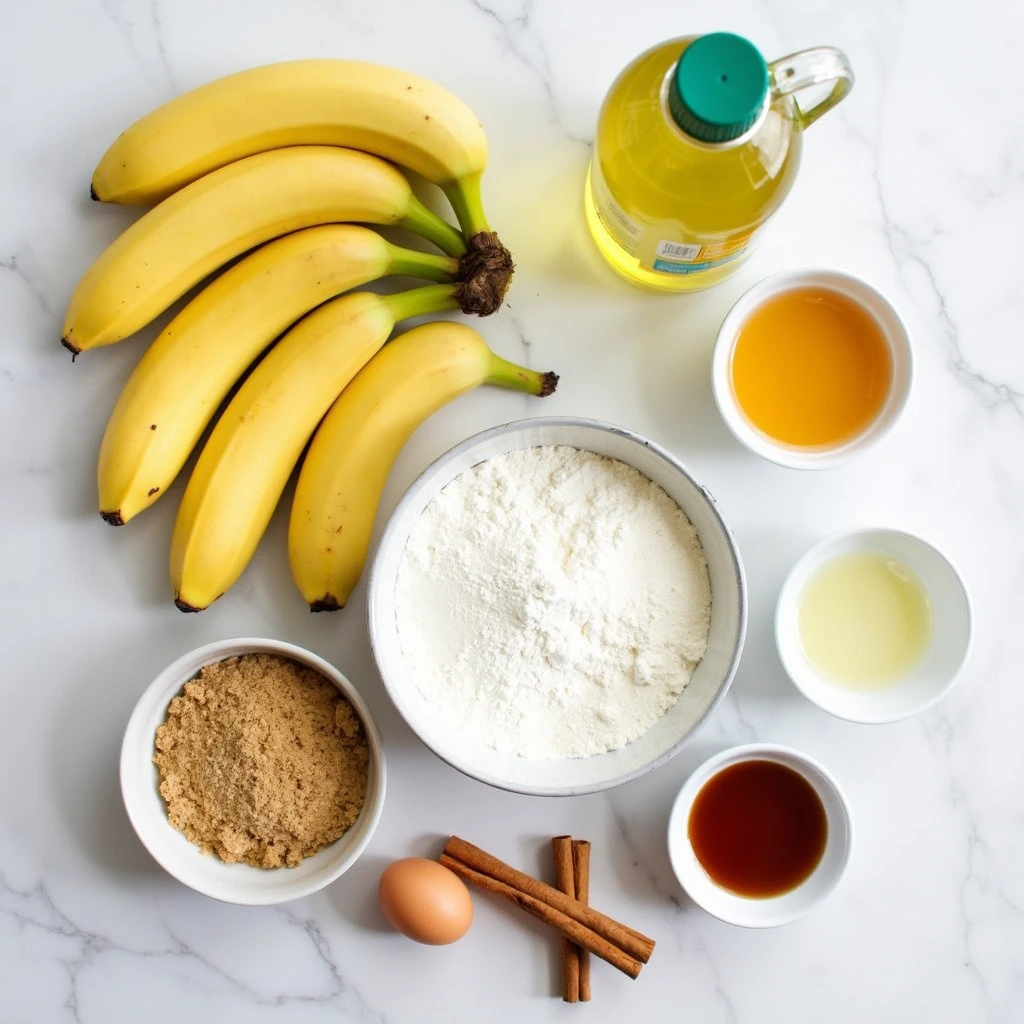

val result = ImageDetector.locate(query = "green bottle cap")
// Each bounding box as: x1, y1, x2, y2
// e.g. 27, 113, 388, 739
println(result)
669, 33, 769, 143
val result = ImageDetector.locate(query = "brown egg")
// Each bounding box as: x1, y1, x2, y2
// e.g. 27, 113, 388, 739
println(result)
378, 857, 474, 944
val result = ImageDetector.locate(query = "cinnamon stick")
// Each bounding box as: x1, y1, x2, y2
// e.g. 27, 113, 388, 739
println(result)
552, 836, 580, 1002
439, 853, 643, 980
444, 836, 655, 964
572, 840, 592, 1002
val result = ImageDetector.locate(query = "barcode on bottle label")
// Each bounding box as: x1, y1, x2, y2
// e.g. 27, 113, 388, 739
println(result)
655, 240, 702, 262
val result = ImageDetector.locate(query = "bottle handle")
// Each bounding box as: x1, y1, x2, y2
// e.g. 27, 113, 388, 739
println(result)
769, 47, 854, 129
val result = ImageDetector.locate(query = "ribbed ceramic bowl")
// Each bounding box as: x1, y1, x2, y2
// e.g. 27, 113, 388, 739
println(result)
367, 417, 747, 796
120, 637, 386, 905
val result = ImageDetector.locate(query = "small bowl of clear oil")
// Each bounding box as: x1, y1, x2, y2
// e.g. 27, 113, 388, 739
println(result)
775, 528, 971, 723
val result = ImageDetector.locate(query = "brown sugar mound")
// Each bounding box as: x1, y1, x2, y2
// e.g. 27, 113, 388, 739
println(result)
153, 653, 369, 869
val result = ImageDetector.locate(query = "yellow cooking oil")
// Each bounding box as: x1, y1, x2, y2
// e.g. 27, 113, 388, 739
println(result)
584, 33, 853, 292
798, 550, 933, 690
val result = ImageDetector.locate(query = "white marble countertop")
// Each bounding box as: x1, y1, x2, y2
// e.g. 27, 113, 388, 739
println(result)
3, 0, 1022, 1021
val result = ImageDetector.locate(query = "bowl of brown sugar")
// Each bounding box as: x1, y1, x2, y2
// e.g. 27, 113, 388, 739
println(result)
120, 637, 386, 905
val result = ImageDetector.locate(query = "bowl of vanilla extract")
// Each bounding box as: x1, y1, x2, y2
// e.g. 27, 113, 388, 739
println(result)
667, 743, 852, 927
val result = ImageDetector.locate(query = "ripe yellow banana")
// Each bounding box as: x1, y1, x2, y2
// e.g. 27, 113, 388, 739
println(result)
288, 321, 559, 611
97, 225, 460, 526
63, 146, 466, 353
170, 284, 462, 612
91, 59, 493, 238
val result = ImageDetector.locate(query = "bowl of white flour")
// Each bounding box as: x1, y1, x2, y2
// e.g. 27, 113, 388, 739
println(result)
368, 417, 746, 796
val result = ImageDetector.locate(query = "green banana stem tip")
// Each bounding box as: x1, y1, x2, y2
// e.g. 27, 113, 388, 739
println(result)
383, 282, 461, 323
442, 173, 491, 237
485, 352, 560, 397
401, 197, 467, 258
388, 245, 460, 283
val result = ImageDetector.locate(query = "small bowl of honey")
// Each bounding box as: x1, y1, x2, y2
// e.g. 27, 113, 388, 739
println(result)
775, 527, 972, 723
711, 269, 912, 469
667, 744, 852, 927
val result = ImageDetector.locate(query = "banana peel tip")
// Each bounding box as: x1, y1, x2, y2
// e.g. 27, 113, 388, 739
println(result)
540, 371, 559, 397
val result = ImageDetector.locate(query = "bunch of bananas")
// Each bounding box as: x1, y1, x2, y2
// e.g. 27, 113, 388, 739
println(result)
66, 59, 558, 612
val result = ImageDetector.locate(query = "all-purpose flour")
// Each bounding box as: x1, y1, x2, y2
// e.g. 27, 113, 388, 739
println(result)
393, 445, 712, 759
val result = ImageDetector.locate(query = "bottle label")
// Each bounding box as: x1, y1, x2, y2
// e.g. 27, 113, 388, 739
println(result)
651, 234, 752, 274
591, 163, 755, 275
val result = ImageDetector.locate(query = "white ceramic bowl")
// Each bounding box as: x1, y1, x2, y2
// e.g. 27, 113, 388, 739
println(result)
120, 637, 386, 905
711, 269, 913, 469
775, 528, 972, 723
367, 416, 747, 796
667, 743, 853, 927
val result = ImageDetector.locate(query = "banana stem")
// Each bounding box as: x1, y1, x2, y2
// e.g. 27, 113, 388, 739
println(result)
442, 172, 491, 237
401, 197, 467, 257
485, 352, 560, 397
388, 245, 460, 282
382, 283, 461, 323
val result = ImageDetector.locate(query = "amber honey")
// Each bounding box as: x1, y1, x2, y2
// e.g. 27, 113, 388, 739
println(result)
688, 759, 827, 897
730, 286, 893, 448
